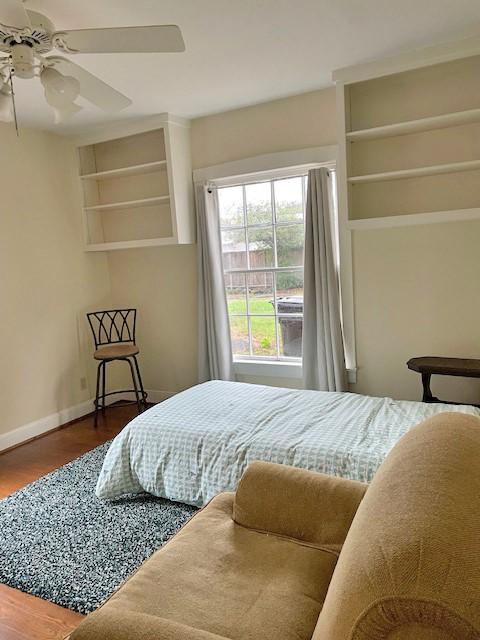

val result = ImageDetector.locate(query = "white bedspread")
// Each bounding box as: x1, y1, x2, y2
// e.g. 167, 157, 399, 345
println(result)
96, 380, 480, 506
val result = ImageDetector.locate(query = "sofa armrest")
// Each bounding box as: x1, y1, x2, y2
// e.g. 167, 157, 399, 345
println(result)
70, 609, 230, 640
233, 461, 367, 551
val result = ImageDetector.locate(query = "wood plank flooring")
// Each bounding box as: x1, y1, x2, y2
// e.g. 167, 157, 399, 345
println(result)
0, 405, 137, 640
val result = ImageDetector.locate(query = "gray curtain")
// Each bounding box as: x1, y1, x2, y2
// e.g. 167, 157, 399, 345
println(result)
196, 184, 234, 382
302, 168, 347, 391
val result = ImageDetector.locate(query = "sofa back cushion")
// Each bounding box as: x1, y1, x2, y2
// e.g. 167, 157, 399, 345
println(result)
312, 412, 480, 640
234, 461, 366, 552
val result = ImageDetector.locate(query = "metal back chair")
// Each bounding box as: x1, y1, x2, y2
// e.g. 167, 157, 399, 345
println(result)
87, 308, 137, 349
86, 309, 147, 427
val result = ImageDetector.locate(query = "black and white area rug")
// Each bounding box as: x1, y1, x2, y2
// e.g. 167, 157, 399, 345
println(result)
0, 442, 197, 614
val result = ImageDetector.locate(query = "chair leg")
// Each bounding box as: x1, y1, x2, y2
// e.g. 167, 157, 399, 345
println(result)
132, 355, 148, 409
127, 357, 142, 414
94, 361, 103, 429
101, 360, 107, 415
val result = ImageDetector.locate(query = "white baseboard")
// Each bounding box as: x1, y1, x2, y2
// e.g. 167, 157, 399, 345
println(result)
0, 398, 94, 453
0, 388, 176, 453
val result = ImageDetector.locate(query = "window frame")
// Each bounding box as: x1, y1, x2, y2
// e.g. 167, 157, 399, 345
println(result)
212, 164, 335, 364
192, 145, 349, 380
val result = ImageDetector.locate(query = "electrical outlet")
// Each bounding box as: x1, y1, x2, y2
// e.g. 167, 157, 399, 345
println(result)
80, 376, 87, 391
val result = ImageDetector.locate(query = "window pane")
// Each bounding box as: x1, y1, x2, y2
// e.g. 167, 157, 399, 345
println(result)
218, 186, 244, 227
221, 228, 247, 270
276, 223, 304, 267
277, 316, 303, 358
276, 270, 304, 308
230, 316, 250, 356
274, 177, 304, 222
225, 273, 246, 315
217, 173, 310, 363
247, 271, 274, 315
246, 181, 272, 226
250, 316, 277, 357
248, 226, 274, 268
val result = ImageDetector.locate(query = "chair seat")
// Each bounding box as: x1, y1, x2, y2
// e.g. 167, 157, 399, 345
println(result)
94, 344, 140, 360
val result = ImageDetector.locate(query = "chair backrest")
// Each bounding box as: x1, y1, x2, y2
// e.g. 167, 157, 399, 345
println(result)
312, 411, 480, 640
86, 309, 137, 349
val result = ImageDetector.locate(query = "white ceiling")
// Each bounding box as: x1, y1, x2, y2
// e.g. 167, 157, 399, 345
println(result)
8, 0, 480, 134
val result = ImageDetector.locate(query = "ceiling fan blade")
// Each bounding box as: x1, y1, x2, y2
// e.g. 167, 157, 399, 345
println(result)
54, 25, 185, 54
0, 0, 31, 29
47, 57, 132, 112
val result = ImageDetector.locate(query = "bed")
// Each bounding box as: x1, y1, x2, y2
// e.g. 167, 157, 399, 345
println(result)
95, 380, 480, 506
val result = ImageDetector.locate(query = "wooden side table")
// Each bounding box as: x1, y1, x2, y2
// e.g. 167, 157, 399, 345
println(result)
407, 357, 480, 408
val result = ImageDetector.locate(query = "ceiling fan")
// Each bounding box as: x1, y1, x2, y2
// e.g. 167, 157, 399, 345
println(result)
0, 0, 185, 128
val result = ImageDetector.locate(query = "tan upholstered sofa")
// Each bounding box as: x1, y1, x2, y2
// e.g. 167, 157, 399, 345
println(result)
70, 412, 480, 640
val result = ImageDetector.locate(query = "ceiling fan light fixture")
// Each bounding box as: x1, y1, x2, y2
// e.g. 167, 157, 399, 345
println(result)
40, 67, 80, 101
44, 90, 81, 125
0, 1, 186, 130
41, 66, 82, 122
10, 43, 35, 79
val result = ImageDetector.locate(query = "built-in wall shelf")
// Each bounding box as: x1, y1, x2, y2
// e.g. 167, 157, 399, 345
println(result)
80, 160, 167, 181
85, 237, 177, 252
348, 159, 480, 184
332, 39, 480, 385
336, 52, 480, 222
346, 107, 480, 141
74, 114, 195, 251
84, 195, 170, 212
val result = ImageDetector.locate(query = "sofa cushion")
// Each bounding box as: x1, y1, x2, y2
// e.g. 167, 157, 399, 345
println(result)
71, 492, 337, 640
313, 412, 480, 640
234, 461, 366, 553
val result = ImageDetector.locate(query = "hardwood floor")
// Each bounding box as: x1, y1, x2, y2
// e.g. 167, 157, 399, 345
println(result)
0, 405, 138, 640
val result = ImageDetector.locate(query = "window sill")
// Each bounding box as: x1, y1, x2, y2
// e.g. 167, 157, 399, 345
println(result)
234, 359, 358, 383
234, 359, 302, 379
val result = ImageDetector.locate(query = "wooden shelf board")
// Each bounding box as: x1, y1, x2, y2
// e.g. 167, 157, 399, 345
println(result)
85, 237, 177, 252
84, 195, 170, 212
346, 108, 480, 142
348, 159, 480, 184
80, 160, 167, 181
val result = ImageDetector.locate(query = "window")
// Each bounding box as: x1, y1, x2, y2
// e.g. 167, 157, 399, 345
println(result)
218, 173, 307, 362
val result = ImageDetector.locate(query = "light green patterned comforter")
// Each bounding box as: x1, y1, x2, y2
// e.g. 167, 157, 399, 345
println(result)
96, 380, 480, 506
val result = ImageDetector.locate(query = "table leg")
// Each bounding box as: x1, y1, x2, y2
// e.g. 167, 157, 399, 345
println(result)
421, 372, 440, 403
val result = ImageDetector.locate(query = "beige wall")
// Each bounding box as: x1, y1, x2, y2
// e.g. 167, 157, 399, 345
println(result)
345, 54, 480, 404
107, 88, 337, 396
0, 125, 111, 438
108, 81, 480, 406
191, 88, 337, 168
352, 220, 480, 404
5, 78, 479, 441
107, 245, 198, 397
1, 89, 337, 443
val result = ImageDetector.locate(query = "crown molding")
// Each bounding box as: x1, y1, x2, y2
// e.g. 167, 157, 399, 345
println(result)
333, 34, 480, 85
